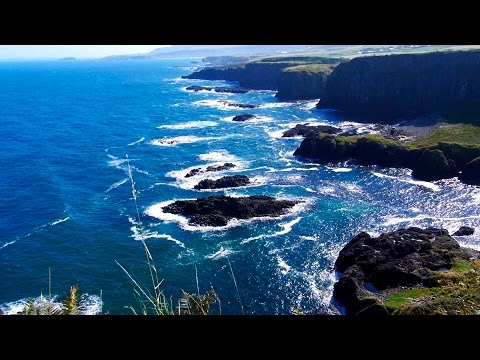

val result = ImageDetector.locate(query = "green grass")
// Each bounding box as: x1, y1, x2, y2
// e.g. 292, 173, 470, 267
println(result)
383, 260, 480, 315
283, 64, 335, 75
321, 133, 399, 146
406, 124, 480, 148
384, 288, 435, 309
453, 260, 474, 273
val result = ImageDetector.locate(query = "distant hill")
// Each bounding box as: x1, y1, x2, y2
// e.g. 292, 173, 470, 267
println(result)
103, 45, 348, 60
59, 57, 76, 61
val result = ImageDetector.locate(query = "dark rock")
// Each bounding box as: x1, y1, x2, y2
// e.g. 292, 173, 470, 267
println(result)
194, 175, 250, 190
453, 226, 475, 236
293, 134, 348, 162
185, 163, 236, 178
206, 163, 236, 172
185, 168, 202, 178
220, 100, 257, 109
410, 149, 458, 181
318, 50, 480, 122
294, 134, 462, 181
161, 195, 300, 227
459, 157, 480, 185
185, 85, 249, 94
332, 227, 471, 315
232, 114, 256, 122
282, 124, 341, 138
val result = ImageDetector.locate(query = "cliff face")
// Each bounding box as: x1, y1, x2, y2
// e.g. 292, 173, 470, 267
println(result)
318, 50, 480, 120
276, 70, 328, 100
183, 62, 292, 90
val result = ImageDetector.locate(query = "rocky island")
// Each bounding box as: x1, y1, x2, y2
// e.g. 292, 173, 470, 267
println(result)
185, 163, 236, 178
194, 175, 250, 190
162, 195, 300, 227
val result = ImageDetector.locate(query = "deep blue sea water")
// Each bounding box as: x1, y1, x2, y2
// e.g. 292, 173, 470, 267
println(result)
1, 59, 480, 314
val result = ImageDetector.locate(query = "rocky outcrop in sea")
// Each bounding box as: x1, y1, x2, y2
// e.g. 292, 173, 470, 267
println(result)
162, 195, 300, 227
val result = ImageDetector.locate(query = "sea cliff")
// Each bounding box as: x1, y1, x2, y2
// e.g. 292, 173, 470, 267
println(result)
318, 50, 480, 121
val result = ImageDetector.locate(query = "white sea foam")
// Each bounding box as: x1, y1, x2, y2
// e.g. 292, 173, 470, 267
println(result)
0, 294, 102, 315
221, 115, 274, 123
299, 235, 318, 241
301, 99, 320, 110
206, 246, 234, 260
382, 214, 430, 226
150, 135, 227, 147
372, 171, 441, 191
198, 150, 238, 162
0, 240, 16, 250
277, 256, 292, 275
259, 102, 293, 109
50, 217, 70, 226
241, 217, 302, 243
266, 167, 318, 173
106, 178, 129, 193
319, 186, 336, 195
157, 121, 218, 130
404, 179, 441, 192
327, 167, 352, 173
192, 99, 259, 111
304, 187, 317, 193
128, 137, 145, 146
128, 217, 185, 248
146, 200, 308, 233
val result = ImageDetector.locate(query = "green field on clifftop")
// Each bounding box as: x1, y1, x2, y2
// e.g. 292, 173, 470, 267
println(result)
407, 124, 480, 148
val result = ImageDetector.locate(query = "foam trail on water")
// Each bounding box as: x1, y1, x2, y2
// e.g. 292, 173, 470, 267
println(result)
50, 217, 70, 226
128, 137, 145, 146
277, 256, 291, 275
0, 240, 16, 250
158, 121, 218, 130
327, 167, 352, 173
241, 217, 302, 244
150, 135, 229, 147
106, 178, 129, 193
372, 171, 441, 191
206, 246, 234, 260
198, 150, 238, 162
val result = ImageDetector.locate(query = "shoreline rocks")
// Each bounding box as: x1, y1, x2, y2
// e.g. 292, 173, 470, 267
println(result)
186, 85, 249, 94
194, 175, 250, 190
232, 114, 257, 122
293, 134, 469, 182
162, 195, 300, 227
332, 227, 477, 315
453, 226, 475, 236
282, 124, 340, 138
219, 100, 257, 109
185, 163, 236, 178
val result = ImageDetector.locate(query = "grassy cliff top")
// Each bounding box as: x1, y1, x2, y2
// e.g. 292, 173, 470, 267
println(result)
383, 259, 480, 315
406, 124, 480, 148
283, 64, 335, 75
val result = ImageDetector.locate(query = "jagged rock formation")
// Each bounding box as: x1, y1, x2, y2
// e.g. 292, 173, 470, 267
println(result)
162, 195, 300, 226
194, 175, 250, 190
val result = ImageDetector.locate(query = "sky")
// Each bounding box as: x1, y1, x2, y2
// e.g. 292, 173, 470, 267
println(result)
0, 45, 171, 60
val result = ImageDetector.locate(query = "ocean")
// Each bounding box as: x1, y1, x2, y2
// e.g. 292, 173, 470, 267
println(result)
1, 59, 479, 314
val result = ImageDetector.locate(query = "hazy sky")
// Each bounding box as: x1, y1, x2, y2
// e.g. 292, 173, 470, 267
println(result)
0, 45, 170, 59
